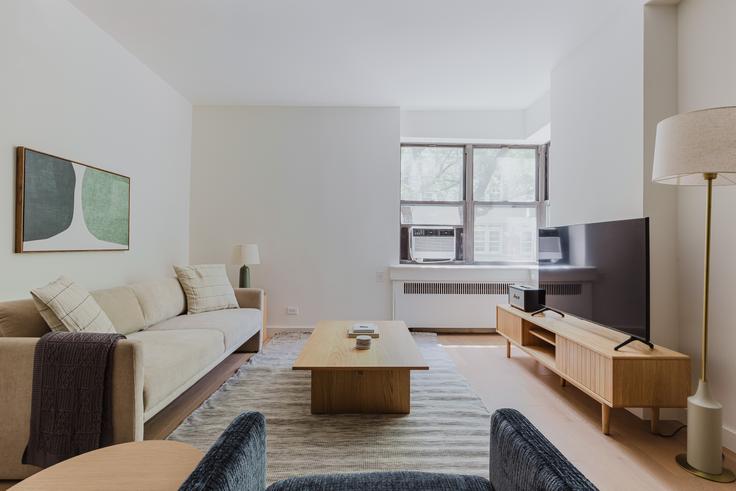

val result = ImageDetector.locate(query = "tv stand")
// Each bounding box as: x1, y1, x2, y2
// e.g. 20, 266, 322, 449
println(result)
614, 336, 654, 351
530, 305, 565, 317
496, 305, 690, 435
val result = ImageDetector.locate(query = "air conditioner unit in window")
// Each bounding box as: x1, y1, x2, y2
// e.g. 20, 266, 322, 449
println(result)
409, 226, 457, 263
539, 236, 563, 262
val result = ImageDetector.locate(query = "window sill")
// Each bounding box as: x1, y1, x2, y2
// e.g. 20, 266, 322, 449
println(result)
389, 264, 535, 283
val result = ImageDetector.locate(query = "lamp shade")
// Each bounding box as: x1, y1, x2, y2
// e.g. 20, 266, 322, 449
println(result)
652, 106, 736, 186
231, 244, 260, 265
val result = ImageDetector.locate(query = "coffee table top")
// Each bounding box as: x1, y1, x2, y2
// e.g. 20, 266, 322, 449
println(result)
292, 320, 429, 371
12, 441, 202, 491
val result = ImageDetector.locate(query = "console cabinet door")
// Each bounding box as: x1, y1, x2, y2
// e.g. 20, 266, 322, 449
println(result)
496, 308, 522, 343
557, 337, 612, 403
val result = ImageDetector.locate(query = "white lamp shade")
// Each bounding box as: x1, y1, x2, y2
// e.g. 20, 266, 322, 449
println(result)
231, 244, 260, 265
652, 106, 736, 186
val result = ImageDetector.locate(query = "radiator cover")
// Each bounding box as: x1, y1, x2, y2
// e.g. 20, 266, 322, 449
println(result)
393, 281, 585, 329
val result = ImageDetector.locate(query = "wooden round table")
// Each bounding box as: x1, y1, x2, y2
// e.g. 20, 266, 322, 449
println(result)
12, 441, 203, 490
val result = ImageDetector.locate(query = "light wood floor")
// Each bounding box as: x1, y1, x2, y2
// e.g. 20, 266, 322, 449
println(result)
4, 332, 734, 491
437, 333, 736, 491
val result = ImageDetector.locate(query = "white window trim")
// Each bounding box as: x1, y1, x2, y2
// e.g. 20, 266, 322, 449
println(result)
400, 143, 548, 265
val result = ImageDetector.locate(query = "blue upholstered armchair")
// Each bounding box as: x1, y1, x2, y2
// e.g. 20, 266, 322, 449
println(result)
179, 408, 598, 491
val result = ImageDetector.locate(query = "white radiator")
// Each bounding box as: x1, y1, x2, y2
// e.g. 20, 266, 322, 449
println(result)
392, 281, 513, 329
392, 280, 589, 329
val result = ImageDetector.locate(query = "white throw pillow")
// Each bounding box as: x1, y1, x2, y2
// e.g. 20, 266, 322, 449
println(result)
31, 276, 116, 333
174, 264, 239, 315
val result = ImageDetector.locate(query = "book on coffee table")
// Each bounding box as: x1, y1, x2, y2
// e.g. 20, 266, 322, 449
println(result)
347, 323, 380, 338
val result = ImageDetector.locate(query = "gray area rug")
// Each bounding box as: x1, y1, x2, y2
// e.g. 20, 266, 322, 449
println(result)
168, 332, 490, 484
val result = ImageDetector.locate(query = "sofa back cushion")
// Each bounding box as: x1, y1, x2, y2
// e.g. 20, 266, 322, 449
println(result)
92, 286, 146, 335
31, 276, 116, 334
130, 278, 186, 327
0, 299, 50, 337
174, 264, 238, 315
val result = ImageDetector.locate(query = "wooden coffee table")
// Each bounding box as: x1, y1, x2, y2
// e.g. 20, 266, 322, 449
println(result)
292, 320, 429, 414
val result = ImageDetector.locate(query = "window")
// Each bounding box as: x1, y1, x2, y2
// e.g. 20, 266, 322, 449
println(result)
400, 144, 547, 264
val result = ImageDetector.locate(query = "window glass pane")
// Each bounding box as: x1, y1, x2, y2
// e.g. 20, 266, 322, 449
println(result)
474, 205, 536, 262
401, 146, 463, 201
473, 148, 536, 202
400, 205, 463, 225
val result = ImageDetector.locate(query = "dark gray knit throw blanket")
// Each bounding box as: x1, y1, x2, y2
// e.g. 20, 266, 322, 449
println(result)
22, 331, 125, 468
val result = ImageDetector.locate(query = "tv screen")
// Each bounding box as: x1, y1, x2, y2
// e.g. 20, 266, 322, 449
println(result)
538, 218, 650, 341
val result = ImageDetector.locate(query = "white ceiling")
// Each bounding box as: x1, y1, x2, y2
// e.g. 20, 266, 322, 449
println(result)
70, 0, 624, 108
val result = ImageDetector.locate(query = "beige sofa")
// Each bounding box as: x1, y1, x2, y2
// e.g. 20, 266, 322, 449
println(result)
0, 278, 264, 480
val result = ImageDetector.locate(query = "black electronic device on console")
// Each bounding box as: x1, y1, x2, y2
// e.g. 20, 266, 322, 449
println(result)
508, 285, 546, 313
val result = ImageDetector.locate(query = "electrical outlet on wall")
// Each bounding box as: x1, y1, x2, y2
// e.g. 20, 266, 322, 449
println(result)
286, 306, 299, 316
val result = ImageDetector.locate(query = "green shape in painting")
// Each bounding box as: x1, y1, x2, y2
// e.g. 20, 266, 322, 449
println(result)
82, 167, 129, 246
23, 151, 76, 241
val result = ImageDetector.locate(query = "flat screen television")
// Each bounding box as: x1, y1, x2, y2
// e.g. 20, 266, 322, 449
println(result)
537, 217, 650, 346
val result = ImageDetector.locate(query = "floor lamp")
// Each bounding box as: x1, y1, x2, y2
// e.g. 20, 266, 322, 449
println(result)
652, 106, 736, 483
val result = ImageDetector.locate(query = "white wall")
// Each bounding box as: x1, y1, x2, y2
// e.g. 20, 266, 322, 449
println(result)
190, 107, 399, 327
0, 0, 192, 299
400, 92, 550, 144
549, 1, 644, 226
549, 1, 680, 367
676, 0, 736, 450
643, 4, 679, 352
523, 92, 551, 138
400, 109, 525, 142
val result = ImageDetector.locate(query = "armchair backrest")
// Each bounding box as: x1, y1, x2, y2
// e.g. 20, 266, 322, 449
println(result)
179, 412, 266, 491
489, 408, 598, 490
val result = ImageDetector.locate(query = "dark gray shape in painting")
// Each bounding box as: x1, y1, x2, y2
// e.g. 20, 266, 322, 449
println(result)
23, 150, 76, 241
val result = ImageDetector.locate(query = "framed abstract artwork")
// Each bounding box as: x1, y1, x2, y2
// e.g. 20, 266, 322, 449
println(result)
15, 147, 130, 252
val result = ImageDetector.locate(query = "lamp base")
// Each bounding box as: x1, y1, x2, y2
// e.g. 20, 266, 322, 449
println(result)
239, 265, 251, 288
676, 454, 735, 483
677, 380, 735, 482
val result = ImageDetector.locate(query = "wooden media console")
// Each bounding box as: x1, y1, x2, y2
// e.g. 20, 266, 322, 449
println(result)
496, 304, 690, 435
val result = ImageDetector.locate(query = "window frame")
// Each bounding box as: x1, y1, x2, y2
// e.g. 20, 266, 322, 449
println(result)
400, 142, 548, 265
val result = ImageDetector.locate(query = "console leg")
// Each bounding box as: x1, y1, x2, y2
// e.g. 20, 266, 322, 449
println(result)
601, 405, 611, 435
506, 340, 511, 358
650, 407, 659, 434
560, 377, 566, 387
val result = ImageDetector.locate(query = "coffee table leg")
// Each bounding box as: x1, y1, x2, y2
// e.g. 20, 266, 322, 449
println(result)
311, 369, 410, 414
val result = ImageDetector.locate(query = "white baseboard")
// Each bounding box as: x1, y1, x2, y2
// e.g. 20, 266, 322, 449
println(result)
723, 424, 736, 453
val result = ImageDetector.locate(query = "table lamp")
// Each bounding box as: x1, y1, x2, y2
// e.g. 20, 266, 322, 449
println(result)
231, 244, 260, 288
652, 106, 736, 483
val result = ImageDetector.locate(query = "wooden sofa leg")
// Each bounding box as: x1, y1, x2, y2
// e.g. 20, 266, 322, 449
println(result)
237, 330, 263, 353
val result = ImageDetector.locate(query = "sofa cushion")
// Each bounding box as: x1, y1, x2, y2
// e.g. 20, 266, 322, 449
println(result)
130, 278, 186, 327
174, 264, 238, 315
30, 276, 115, 333
92, 286, 146, 335
0, 298, 49, 337
127, 329, 225, 412
148, 309, 261, 352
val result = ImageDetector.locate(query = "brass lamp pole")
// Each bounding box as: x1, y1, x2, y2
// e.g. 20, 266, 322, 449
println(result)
701, 172, 714, 385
